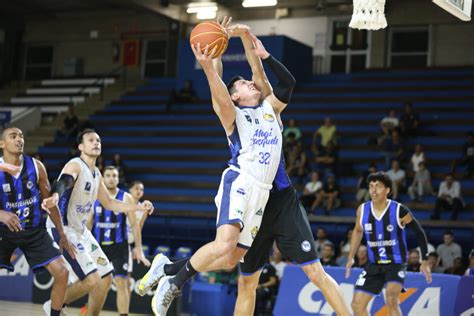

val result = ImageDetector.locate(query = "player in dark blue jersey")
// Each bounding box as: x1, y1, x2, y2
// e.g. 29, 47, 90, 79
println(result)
345, 171, 432, 316
0, 127, 75, 316
88, 166, 150, 315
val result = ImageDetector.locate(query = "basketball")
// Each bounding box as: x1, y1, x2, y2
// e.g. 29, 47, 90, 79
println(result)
190, 21, 229, 59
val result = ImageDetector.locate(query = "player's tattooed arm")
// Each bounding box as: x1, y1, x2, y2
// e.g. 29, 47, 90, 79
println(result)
97, 178, 154, 214
125, 192, 150, 267
345, 204, 364, 278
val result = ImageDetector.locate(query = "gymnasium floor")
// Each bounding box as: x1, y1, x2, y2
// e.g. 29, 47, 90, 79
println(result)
0, 300, 148, 315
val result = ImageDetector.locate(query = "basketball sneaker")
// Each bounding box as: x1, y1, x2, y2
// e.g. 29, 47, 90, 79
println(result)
138, 253, 171, 296
151, 276, 180, 316
42, 300, 68, 316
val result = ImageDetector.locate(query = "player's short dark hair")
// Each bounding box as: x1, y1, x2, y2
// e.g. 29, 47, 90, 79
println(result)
103, 165, 118, 173
77, 128, 97, 144
226, 75, 244, 95
129, 180, 143, 188
366, 171, 392, 189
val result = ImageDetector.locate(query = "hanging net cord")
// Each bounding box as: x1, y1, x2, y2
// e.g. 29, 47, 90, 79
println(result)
349, 0, 388, 30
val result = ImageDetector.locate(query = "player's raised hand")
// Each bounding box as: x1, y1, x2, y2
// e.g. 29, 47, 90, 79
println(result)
249, 33, 270, 59
420, 260, 432, 284
137, 200, 154, 215
191, 43, 217, 69
41, 193, 59, 214
0, 210, 22, 232
227, 23, 250, 38
0, 162, 21, 176
345, 258, 354, 278
58, 231, 77, 260
217, 16, 232, 32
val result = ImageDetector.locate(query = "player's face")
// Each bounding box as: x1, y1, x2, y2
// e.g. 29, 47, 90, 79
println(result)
79, 132, 102, 157
0, 128, 24, 155
369, 181, 390, 202
103, 169, 119, 190
130, 183, 144, 200
232, 79, 261, 102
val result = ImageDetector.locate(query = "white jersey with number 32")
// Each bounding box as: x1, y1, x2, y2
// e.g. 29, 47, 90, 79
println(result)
228, 100, 282, 185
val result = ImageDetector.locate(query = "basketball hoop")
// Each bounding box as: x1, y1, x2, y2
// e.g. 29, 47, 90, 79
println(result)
349, 0, 388, 30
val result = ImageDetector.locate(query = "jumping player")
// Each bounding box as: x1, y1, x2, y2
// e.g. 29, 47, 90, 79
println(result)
0, 127, 73, 316
139, 18, 286, 315
89, 166, 150, 315
345, 171, 432, 316
43, 129, 154, 316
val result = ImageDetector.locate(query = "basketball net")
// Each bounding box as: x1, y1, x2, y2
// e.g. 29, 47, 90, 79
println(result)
349, 0, 388, 30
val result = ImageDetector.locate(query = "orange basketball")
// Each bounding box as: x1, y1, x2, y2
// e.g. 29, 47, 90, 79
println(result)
190, 21, 229, 59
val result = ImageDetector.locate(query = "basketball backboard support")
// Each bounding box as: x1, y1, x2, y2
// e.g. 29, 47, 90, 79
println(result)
433, 0, 472, 21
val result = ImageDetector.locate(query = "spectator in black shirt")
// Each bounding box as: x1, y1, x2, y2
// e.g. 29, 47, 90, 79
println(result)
311, 174, 340, 215
255, 263, 278, 315
314, 140, 338, 178
321, 244, 337, 266
399, 101, 420, 137
57, 105, 79, 140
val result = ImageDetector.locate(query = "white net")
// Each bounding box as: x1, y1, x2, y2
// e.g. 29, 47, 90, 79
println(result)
349, 0, 388, 30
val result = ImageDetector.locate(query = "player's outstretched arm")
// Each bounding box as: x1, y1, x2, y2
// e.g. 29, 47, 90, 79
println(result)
400, 209, 432, 283
210, 17, 228, 108
125, 192, 150, 266
191, 43, 236, 134
37, 159, 76, 259
97, 178, 154, 214
228, 24, 272, 99
345, 205, 364, 278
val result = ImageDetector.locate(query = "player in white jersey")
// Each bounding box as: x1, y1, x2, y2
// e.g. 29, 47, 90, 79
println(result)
43, 129, 154, 316
140, 18, 292, 315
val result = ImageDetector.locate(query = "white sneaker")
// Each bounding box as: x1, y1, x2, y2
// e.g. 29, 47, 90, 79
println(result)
151, 276, 180, 316
42, 300, 51, 316
138, 253, 171, 296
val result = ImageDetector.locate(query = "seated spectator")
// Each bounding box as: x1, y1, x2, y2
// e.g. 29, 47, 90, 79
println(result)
380, 109, 399, 137
283, 119, 302, 142
432, 174, 464, 220
286, 143, 308, 183
411, 144, 426, 173
436, 231, 462, 271
300, 172, 323, 210
166, 79, 197, 111
320, 244, 337, 266
427, 252, 445, 274
112, 153, 127, 185
311, 117, 337, 152
311, 175, 341, 215
270, 245, 287, 280
381, 130, 406, 169
57, 105, 79, 140
283, 132, 300, 159
466, 250, 474, 276
452, 131, 474, 179
337, 228, 353, 267
255, 263, 278, 315
444, 257, 466, 276
314, 140, 338, 177
386, 159, 406, 201
399, 101, 420, 137
96, 155, 105, 174
314, 228, 334, 258
354, 245, 369, 268
356, 163, 377, 204
408, 162, 433, 201
407, 249, 421, 272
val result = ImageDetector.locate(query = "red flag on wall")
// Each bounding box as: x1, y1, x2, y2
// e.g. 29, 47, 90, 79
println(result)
122, 40, 140, 66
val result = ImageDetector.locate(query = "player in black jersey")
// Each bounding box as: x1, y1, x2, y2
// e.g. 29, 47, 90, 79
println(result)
88, 166, 150, 315
0, 127, 75, 316
346, 171, 432, 316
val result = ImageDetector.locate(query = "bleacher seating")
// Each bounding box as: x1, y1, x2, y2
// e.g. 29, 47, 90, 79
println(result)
36, 68, 474, 255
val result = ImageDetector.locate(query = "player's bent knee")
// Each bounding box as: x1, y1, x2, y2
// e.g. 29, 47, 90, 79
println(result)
238, 276, 258, 293
84, 272, 101, 290
215, 240, 237, 259
351, 300, 364, 312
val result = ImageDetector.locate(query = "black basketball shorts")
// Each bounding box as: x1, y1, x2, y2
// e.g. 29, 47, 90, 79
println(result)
240, 186, 319, 275
355, 263, 407, 295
